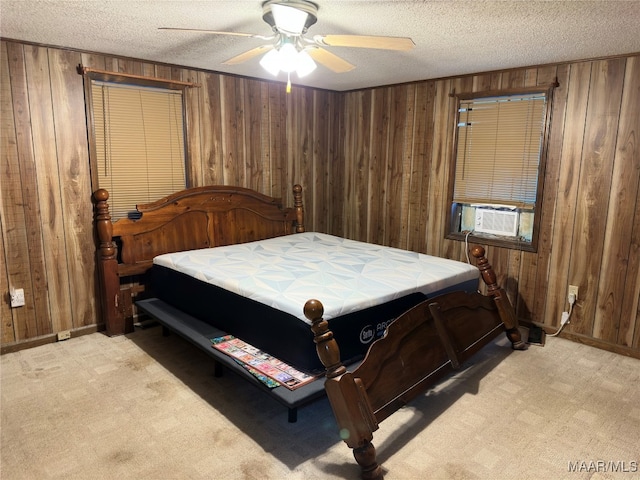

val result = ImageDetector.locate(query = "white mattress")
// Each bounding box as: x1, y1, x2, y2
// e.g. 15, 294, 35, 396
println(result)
153, 232, 478, 323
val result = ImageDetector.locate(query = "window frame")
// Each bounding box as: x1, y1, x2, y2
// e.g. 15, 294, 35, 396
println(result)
445, 85, 555, 252
82, 68, 193, 219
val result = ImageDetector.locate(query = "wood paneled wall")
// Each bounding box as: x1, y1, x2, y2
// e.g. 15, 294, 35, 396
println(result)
335, 58, 640, 356
1, 39, 638, 357
1, 40, 340, 348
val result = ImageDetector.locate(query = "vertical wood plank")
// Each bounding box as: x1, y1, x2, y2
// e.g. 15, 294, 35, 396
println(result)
284, 87, 297, 201
516, 65, 563, 320
117, 58, 141, 76
427, 79, 453, 256
183, 69, 203, 187
259, 81, 271, 195
407, 81, 435, 254
236, 78, 247, 187
48, 48, 96, 328
543, 62, 591, 328
298, 87, 314, 216
621, 180, 640, 348
352, 91, 370, 242
329, 91, 345, 237
370, 88, 390, 245
598, 56, 640, 344
246, 78, 264, 192
1, 42, 24, 342
268, 82, 285, 199
2, 43, 43, 341
312, 90, 330, 233
23, 44, 74, 334
220, 75, 239, 185
202, 73, 224, 184
568, 58, 625, 336
388, 84, 410, 248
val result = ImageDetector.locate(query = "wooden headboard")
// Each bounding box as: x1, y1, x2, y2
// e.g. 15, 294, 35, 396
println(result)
93, 184, 305, 336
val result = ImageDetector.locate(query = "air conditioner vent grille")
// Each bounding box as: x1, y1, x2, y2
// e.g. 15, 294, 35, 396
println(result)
475, 208, 519, 237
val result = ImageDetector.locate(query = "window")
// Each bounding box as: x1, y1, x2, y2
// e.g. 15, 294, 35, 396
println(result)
83, 69, 192, 220
447, 87, 553, 251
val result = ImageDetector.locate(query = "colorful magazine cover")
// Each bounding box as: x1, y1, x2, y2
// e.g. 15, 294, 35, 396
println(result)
211, 335, 319, 390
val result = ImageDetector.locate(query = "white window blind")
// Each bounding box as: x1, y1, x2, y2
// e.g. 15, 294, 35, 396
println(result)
92, 82, 186, 219
453, 93, 546, 208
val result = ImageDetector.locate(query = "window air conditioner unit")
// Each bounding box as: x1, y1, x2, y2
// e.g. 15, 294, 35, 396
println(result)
474, 208, 519, 237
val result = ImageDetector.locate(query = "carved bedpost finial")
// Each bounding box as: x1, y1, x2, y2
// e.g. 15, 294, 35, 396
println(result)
293, 184, 305, 233
470, 245, 499, 295
305, 299, 347, 378
93, 189, 116, 260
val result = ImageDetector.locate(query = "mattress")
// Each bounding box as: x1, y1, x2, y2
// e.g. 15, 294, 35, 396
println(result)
151, 232, 479, 372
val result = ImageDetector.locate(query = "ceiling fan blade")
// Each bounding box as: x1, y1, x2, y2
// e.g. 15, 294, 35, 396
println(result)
313, 34, 415, 51
159, 27, 273, 41
222, 45, 274, 66
306, 47, 355, 73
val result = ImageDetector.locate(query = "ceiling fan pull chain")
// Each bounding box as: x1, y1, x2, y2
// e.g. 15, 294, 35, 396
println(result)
287, 71, 292, 93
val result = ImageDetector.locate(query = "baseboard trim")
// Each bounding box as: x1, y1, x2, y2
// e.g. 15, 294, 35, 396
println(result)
1, 324, 104, 355
520, 320, 640, 360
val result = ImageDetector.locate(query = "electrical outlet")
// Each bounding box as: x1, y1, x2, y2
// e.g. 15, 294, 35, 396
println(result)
57, 330, 71, 341
10, 288, 25, 308
568, 285, 579, 301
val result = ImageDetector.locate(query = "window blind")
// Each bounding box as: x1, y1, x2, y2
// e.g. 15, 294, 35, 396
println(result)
92, 82, 186, 219
453, 93, 546, 208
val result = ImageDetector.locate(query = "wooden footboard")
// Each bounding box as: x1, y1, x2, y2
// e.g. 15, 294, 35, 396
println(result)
93, 184, 305, 335
305, 246, 526, 480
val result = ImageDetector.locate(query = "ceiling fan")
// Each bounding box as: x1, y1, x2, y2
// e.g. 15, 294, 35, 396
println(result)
160, 0, 415, 86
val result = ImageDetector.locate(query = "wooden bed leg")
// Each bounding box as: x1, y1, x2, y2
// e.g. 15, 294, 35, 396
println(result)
471, 246, 528, 350
305, 299, 383, 479
93, 189, 128, 336
353, 440, 383, 480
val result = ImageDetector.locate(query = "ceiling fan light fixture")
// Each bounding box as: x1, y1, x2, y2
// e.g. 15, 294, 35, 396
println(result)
259, 40, 317, 79
259, 48, 282, 76
271, 3, 309, 35
295, 49, 316, 78
163, 0, 413, 83
278, 42, 300, 72
262, 1, 318, 34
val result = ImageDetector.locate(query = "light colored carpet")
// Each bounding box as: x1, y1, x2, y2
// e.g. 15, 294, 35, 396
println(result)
1, 325, 639, 480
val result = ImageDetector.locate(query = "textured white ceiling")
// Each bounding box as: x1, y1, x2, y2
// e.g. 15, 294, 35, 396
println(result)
1, 0, 639, 91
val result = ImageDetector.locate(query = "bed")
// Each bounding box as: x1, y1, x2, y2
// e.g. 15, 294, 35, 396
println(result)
93, 184, 525, 428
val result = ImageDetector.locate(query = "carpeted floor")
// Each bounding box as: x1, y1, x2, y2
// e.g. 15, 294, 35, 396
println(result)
1, 325, 639, 480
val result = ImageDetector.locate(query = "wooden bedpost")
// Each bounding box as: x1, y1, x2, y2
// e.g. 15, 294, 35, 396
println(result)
305, 299, 346, 379
93, 189, 127, 336
293, 184, 305, 233
470, 246, 527, 350
305, 299, 383, 480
